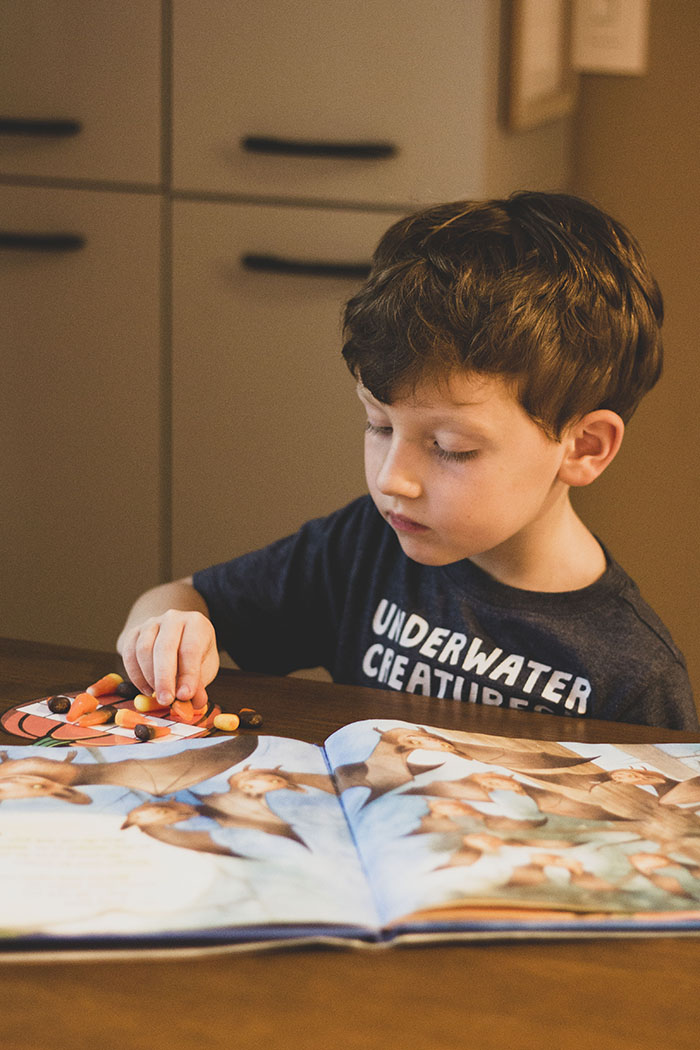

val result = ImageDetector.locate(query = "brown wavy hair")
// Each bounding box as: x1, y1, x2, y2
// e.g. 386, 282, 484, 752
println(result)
342, 192, 663, 438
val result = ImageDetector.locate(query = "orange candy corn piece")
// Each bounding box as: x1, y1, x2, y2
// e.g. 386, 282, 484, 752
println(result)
114, 708, 149, 729
87, 673, 124, 697
76, 708, 115, 727
171, 700, 197, 724
150, 724, 171, 738
67, 692, 99, 722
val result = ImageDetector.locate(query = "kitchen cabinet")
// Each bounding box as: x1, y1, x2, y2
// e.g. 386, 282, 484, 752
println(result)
0, 184, 162, 649
172, 0, 567, 207
0, 0, 161, 185
0, 1, 163, 650
171, 200, 403, 574
172, 0, 492, 205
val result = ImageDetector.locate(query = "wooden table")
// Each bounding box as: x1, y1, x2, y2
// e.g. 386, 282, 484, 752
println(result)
1, 636, 699, 1050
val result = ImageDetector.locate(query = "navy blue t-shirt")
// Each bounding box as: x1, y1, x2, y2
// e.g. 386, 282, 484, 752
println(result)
193, 496, 698, 730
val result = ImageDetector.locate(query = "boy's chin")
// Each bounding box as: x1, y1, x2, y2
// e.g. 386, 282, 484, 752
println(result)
395, 535, 471, 567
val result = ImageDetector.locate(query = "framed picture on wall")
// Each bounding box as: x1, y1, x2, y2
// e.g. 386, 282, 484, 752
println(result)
508, 0, 577, 130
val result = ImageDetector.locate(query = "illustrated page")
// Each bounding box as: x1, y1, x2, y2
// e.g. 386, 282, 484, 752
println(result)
0, 734, 379, 941
324, 720, 700, 928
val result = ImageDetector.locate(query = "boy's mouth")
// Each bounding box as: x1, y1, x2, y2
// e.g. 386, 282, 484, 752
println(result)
387, 511, 429, 534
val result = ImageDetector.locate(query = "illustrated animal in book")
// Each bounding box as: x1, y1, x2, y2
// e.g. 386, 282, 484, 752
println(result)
607, 766, 700, 806
625, 852, 700, 898
393, 731, 700, 902
503, 852, 616, 893
407, 796, 546, 836
195, 766, 333, 848
0, 736, 258, 804
333, 726, 464, 804
122, 799, 248, 858
434, 735, 603, 778
124, 764, 337, 856
436, 832, 505, 870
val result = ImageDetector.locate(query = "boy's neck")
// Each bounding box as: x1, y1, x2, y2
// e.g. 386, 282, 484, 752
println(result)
468, 498, 607, 593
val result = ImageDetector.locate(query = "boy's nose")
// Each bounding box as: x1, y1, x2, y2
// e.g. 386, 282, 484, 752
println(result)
375, 443, 422, 499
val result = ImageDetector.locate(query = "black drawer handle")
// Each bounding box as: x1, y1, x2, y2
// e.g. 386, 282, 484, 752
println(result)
241, 136, 397, 160
0, 117, 82, 137
0, 231, 85, 251
241, 253, 371, 279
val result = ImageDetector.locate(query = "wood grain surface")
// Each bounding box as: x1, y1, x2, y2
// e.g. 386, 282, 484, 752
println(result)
1, 637, 698, 1050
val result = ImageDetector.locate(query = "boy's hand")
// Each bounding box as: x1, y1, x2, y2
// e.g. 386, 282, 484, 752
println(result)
118, 609, 220, 709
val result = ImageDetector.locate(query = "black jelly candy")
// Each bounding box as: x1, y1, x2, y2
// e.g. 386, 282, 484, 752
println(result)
47, 695, 72, 714
134, 723, 156, 742
238, 708, 263, 728
115, 680, 140, 700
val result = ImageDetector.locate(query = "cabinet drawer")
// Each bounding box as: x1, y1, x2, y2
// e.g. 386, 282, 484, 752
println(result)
172, 200, 404, 574
0, 1, 161, 185
172, 0, 492, 205
0, 184, 162, 649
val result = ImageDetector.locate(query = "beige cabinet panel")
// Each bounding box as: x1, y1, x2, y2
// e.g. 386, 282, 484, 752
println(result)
0, 1, 161, 185
172, 0, 494, 204
0, 185, 162, 649
172, 200, 404, 575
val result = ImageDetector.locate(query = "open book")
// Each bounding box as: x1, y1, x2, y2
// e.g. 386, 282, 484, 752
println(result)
3, 718, 700, 956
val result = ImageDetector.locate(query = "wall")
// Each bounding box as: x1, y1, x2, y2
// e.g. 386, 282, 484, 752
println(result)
571, 0, 700, 702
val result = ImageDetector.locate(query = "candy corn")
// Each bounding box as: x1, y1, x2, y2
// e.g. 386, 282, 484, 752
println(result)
115, 708, 150, 729
43, 670, 265, 744
171, 699, 197, 724
86, 673, 124, 697
76, 706, 116, 727
67, 692, 99, 722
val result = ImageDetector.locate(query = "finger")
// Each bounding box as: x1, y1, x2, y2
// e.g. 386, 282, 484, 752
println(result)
190, 682, 209, 710
123, 622, 160, 696
174, 616, 211, 702
121, 640, 152, 697
151, 614, 186, 706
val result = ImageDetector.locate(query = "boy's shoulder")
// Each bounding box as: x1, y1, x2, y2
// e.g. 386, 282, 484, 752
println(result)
443, 547, 683, 658
598, 552, 686, 663
439, 549, 696, 728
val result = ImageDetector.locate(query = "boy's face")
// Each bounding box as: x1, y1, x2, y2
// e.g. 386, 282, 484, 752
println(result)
359, 371, 571, 574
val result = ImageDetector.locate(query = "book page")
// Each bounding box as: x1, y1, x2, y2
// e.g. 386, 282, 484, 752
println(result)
0, 735, 379, 943
324, 720, 700, 929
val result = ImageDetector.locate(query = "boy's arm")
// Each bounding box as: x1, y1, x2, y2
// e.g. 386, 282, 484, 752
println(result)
116, 577, 220, 708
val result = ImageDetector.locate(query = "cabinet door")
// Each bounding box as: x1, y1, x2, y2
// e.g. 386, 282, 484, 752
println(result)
0, 1, 161, 185
172, 0, 492, 204
172, 200, 403, 575
0, 185, 162, 650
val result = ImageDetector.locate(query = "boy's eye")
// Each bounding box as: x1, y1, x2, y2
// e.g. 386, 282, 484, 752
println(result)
365, 421, 392, 436
433, 443, 478, 463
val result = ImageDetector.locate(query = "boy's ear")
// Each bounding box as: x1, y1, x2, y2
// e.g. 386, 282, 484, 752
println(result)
557, 410, 625, 487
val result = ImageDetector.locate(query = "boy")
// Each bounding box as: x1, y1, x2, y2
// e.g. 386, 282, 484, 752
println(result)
118, 192, 697, 729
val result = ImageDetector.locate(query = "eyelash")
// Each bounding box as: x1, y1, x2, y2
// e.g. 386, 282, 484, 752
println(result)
364, 422, 477, 463
433, 446, 478, 463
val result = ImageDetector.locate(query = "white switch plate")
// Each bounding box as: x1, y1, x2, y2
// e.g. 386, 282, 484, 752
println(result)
571, 0, 650, 75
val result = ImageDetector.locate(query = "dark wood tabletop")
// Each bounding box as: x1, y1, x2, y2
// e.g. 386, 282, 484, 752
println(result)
1, 636, 699, 1050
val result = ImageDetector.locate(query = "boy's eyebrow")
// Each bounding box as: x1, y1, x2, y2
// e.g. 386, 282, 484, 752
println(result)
356, 385, 487, 412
